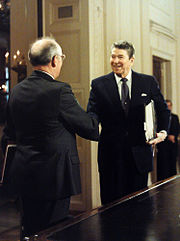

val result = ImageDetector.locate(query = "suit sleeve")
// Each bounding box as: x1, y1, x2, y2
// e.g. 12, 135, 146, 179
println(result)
59, 83, 99, 141
150, 77, 170, 132
87, 80, 100, 123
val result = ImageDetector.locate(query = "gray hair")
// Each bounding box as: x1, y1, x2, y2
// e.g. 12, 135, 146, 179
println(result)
28, 37, 62, 66
111, 40, 135, 59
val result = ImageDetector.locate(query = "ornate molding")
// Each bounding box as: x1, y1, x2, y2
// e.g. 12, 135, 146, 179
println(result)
150, 20, 177, 41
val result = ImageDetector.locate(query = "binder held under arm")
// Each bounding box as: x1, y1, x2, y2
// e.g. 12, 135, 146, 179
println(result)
0, 144, 17, 184
144, 100, 157, 142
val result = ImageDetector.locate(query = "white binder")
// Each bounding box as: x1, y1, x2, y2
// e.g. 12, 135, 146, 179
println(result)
144, 100, 157, 142
0, 144, 17, 184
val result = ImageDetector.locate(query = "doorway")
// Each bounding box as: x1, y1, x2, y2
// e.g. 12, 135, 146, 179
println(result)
151, 56, 172, 183
153, 56, 171, 99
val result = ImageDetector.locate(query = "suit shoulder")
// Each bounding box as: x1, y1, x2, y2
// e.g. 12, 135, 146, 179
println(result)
91, 72, 114, 85
53, 80, 74, 96
133, 71, 155, 81
10, 78, 28, 93
133, 71, 158, 88
52, 79, 71, 89
171, 113, 179, 119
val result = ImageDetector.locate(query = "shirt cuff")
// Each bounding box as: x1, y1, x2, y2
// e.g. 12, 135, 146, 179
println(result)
159, 130, 167, 137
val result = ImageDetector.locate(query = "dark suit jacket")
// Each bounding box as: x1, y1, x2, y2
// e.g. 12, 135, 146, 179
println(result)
168, 113, 179, 144
158, 112, 180, 154
2, 70, 99, 200
87, 70, 170, 174
156, 112, 179, 180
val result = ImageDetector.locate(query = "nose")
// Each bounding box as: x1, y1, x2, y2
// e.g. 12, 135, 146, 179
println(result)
113, 57, 119, 63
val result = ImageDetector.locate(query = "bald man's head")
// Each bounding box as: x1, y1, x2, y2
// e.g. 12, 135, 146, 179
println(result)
28, 37, 62, 66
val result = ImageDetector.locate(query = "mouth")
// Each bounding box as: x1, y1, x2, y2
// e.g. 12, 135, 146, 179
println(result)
113, 65, 122, 70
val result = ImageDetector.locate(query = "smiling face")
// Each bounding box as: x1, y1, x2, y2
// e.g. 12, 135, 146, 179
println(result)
110, 48, 134, 78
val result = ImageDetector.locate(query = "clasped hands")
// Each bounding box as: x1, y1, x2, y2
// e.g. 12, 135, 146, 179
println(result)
148, 131, 167, 146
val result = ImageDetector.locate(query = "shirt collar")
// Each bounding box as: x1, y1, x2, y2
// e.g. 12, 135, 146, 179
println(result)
114, 70, 132, 84
36, 70, 55, 79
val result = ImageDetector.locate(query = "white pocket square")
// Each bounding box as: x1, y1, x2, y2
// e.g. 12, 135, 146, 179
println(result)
141, 93, 147, 96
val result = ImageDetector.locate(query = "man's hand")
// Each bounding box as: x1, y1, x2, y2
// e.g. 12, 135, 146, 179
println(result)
168, 135, 175, 143
148, 132, 167, 145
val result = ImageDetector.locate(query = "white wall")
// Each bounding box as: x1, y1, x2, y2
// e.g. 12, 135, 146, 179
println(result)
149, 0, 179, 114
104, 0, 180, 115
10, 0, 37, 87
104, 0, 143, 73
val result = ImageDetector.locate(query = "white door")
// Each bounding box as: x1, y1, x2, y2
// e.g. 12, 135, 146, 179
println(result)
43, 0, 93, 211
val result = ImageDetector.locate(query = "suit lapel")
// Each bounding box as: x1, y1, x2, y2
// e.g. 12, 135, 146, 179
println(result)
103, 72, 122, 108
131, 71, 142, 106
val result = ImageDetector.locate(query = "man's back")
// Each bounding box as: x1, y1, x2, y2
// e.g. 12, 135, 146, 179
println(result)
5, 70, 98, 200
1, 36, 99, 238
10, 71, 68, 148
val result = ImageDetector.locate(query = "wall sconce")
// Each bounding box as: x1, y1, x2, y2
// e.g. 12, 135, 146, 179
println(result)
11, 50, 27, 82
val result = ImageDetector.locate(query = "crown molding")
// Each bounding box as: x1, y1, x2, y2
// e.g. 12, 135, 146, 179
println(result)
150, 21, 177, 41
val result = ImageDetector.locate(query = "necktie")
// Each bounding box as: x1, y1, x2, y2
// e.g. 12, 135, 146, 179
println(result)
121, 78, 130, 116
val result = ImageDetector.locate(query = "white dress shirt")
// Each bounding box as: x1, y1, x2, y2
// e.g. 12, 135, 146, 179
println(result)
114, 70, 132, 99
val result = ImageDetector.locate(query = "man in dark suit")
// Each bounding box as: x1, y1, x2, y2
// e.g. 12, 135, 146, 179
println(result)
87, 41, 170, 205
157, 99, 180, 181
1, 37, 99, 240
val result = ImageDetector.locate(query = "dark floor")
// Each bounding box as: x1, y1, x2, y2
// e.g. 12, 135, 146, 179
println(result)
0, 125, 20, 241
0, 186, 83, 241
1, 176, 180, 241
46, 175, 180, 241
0, 186, 20, 241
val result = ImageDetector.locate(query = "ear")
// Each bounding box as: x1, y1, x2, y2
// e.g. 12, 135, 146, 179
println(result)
51, 56, 56, 67
130, 56, 135, 64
